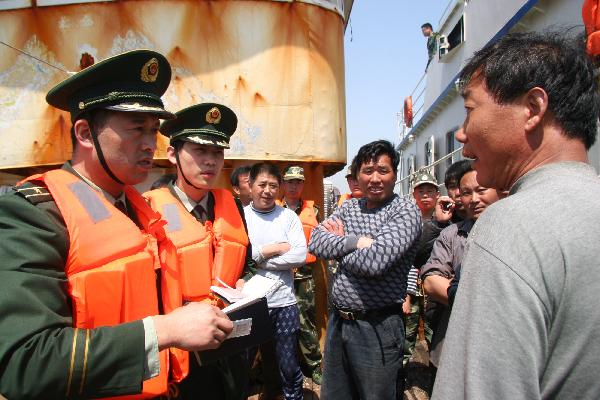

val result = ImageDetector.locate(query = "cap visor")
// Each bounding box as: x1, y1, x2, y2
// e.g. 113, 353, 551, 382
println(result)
179, 135, 230, 148
105, 103, 176, 120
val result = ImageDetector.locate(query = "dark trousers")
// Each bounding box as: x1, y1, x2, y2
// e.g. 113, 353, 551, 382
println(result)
176, 351, 249, 400
321, 311, 405, 400
261, 305, 303, 400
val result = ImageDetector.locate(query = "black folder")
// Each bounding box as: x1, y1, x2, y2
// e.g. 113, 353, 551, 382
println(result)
195, 296, 272, 365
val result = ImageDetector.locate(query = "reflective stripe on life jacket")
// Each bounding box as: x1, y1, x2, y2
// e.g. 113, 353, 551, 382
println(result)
145, 187, 248, 303
22, 169, 168, 398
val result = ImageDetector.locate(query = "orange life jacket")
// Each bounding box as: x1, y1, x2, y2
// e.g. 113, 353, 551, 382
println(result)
144, 187, 249, 382
21, 169, 169, 399
277, 199, 318, 263
337, 193, 352, 207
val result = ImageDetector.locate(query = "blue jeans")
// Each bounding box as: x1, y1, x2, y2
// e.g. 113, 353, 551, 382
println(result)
321, 310, 404, 400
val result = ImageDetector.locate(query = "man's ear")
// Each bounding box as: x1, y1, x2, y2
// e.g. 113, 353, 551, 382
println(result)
232, 186, 241, 196
166, 145, 178, 166
523, 87, 549, 133
73, 119, 94, 150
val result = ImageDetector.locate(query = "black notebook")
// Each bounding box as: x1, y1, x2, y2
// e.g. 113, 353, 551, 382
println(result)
194, 296, 272, 365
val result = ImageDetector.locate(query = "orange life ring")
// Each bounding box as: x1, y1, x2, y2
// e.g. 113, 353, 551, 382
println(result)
404, 96, 413, 128
583, 0, 600, 55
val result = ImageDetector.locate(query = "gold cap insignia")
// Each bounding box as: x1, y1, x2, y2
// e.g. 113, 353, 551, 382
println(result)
141, 57, 159, 83
206, 107, 221, 124
78, 101, 85, 110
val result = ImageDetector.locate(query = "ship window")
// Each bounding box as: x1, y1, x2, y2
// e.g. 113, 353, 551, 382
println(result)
448, 16, 464, 50
439, 16, 464, 59
446, 129, 458, 166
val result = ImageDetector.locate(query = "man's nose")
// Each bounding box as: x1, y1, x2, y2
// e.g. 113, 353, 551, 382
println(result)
455, 127, 466, 144
142, 133, 157, 153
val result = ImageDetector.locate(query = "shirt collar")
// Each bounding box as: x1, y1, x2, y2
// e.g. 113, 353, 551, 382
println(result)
172, 184, 210, 213
281, 197, 302, 213
457, 218, 475, 235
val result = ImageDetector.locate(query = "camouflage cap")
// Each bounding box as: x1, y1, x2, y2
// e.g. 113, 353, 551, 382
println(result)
344, 166, 352, 178
413, 171, 438, 189
283, 165, 305, 181
46, 49, 175, 122
160, 103, 237, 149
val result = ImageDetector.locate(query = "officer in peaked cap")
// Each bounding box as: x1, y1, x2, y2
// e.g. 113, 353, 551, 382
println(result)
0, 50, 235, 399
278, 165, 324, 384
46, 49, 176, 187
146, 102, 255, 400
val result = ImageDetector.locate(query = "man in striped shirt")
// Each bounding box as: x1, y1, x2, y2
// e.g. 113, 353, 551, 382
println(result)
309, 140, 421, 400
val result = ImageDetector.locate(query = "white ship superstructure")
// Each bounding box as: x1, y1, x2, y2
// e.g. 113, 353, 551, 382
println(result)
396, 0, 593, 196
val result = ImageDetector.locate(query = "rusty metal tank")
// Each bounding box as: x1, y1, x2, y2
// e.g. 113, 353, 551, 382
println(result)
0, 0, 353, 353
0, 0, 350, 180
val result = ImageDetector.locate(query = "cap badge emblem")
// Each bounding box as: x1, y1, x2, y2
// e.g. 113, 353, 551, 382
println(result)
206, 107, 221, 124
141, 58, 159, 82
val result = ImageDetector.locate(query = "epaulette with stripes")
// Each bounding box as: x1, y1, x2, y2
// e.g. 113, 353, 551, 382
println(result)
15, 182, 53, 205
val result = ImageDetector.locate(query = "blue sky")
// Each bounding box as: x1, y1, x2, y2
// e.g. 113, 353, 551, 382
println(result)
329, 1, 447, 191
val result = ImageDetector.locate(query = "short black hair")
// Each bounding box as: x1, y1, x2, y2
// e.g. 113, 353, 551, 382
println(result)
444, 159, 472, 188
459, 31, 600, 149
421, 23, 433, 30
350, 140, 399, 178
71, 108, 112, 150
150, 173, 176, 190
171, 139, 186, 153
230, 165, 252, 187
249, 163, 282, 185
456, 161, 475, 187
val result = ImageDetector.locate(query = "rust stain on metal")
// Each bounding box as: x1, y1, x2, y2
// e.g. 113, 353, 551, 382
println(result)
237, 76, 247, 90
254, 92, 266, 106
0, 0, 347, 171
32, 106, 72, 166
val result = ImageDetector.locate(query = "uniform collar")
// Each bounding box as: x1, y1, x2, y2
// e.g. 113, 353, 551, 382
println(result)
281, 197, 303, 214
66, 162, 124, 204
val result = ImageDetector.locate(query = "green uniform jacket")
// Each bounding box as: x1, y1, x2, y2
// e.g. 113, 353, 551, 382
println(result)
0, 167, 147, 399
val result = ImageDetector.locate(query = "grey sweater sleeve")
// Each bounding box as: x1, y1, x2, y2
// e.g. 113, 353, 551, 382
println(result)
308, 206, 357, 259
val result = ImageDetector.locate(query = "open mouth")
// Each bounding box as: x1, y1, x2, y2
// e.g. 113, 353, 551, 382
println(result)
138, 159, 153, 169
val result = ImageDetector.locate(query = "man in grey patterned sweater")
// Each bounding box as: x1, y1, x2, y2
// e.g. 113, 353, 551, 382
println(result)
308, 140, 421, 400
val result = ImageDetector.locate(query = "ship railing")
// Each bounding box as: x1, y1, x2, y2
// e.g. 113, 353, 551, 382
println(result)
395, 146, 465, 197
438, 0, 459, 29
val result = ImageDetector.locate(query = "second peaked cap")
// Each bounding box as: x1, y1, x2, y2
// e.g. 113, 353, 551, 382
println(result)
160, 103, 238, 148
46, 49, 175, 122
